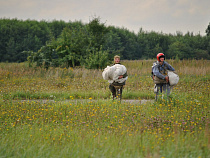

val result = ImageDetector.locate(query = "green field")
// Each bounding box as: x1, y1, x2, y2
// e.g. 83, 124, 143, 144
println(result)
0, 60, 209, 157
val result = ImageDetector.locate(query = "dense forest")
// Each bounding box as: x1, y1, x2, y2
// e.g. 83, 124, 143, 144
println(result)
0, 18, 210, 68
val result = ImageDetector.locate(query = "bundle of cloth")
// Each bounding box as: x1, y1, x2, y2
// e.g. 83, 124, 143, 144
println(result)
168, 71, 179, 86
102, 64, 128, 84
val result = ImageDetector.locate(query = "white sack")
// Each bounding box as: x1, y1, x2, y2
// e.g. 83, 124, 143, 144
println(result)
102, 66, 116, 80
168, 71, 179, 86
102, 64, 128, 84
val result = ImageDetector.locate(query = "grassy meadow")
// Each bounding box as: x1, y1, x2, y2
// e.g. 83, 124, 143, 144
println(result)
0, 59, 209, 157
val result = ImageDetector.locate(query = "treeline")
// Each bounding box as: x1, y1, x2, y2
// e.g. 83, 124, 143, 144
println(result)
0, 18, 210, 68
0, 18, 71, 62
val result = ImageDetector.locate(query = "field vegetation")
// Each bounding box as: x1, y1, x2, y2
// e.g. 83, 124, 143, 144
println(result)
0, 59, 209, 157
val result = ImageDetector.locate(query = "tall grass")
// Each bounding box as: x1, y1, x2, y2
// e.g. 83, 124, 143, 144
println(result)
0, 60, 209, 157
1, 59, 209, 100
0, 98, 209, 157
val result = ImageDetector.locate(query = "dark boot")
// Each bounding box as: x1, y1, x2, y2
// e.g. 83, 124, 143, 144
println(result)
109, 84, 116, 99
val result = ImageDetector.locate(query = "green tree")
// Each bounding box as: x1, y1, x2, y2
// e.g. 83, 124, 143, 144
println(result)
84, 46, 110, 69
168, 41, 193, 59
115, 28, 138, 59
206, 22, 210, 36
5, 37, 17, 62
194, 49, 210, 59
87, 17, 109, 50
55, 26, 89, 67
153, 44, 163, 56
103, 28, 124, 59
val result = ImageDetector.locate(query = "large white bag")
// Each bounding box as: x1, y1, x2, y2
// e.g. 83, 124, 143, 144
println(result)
168, 71, 179, 86
102, 66, 116, 80
102, 64, 128, 84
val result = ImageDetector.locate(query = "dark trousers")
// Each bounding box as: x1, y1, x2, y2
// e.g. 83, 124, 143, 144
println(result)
109, 84, 123, 99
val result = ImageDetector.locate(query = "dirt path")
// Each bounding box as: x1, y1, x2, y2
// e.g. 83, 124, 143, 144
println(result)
14, 99, 154, 104
122, 99, 154, 104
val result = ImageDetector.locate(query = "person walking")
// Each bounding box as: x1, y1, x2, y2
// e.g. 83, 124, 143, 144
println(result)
152, 53, 175, 100
109, 55, 128, 99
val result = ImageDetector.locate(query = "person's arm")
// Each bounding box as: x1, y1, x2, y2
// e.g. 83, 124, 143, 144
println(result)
118, 71, 127, 79
118, 75, 123, 79
165, 62, 175, 71
152, 66, 166, 80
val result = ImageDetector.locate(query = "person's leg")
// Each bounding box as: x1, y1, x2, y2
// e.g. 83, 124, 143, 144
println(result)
114, 86, 123, 99
154, 84, 158, 101
155, 84, 163, 101
119, 86, 123, 99
109, 84, 116, 99
162, 83, 170, 97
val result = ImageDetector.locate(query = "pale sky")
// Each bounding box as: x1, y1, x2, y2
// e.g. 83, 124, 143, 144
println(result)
0, 0, 210, 35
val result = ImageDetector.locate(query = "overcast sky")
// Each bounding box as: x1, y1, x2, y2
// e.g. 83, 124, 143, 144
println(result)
0, 0, 209, 35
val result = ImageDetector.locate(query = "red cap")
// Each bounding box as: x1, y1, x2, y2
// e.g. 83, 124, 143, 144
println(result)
157, 53, 165, 62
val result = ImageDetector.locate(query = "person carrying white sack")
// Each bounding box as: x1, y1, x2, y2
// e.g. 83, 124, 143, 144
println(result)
152, 53, 178, 100
103, 55, 128, 99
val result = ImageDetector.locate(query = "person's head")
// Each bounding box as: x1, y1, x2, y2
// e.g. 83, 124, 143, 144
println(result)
114, 55, 120, 64
157, 53, 165, 62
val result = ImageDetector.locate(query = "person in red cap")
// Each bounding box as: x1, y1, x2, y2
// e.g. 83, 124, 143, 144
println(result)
152, 53, 175, 100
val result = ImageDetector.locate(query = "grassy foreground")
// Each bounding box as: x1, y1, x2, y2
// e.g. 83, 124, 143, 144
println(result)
0, 59, 209, 157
